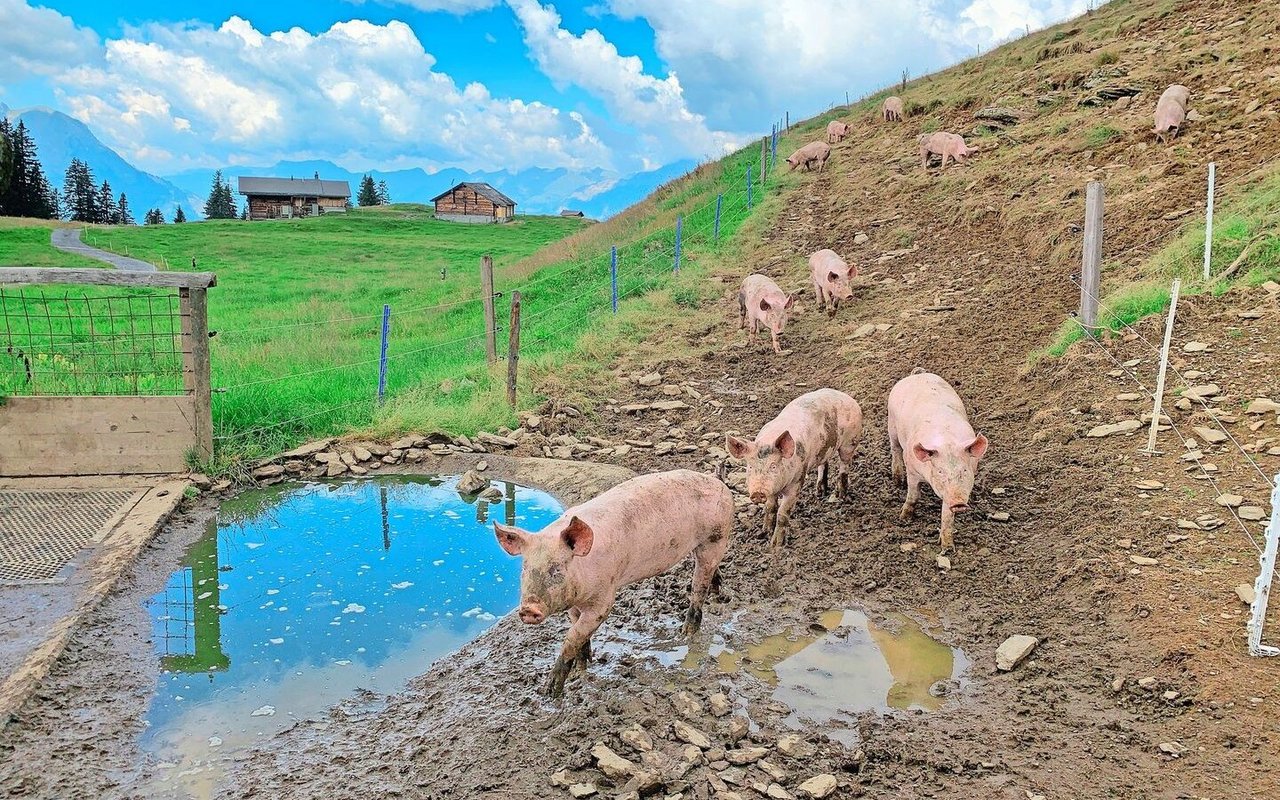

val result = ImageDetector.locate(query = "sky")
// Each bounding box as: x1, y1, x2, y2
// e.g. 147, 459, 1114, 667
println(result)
0, 0, 1096, 177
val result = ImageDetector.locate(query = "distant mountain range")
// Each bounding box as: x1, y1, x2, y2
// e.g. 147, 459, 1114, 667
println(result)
2, 104, 694, 221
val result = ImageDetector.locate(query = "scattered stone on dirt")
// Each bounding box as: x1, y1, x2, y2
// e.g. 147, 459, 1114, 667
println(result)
725, 717, 749, 744
936, 555, 952, 571
1158, 741, 1187, 757
1192, 426, 1229, 444
1238, 506, 1266, 521
995, 634, 1039, 671
1182, 341, 1209, 353
796, 774, 838, 799
476, 431, 518, 448
853, 232, 869, 245
776, 735, 815, 759
766, 783, 796, 800
456, 470, 488, 495
251, 464, 285, 479
708, 692, 732, 717
251, 705, 275, 717
636, 372, 662, 386
325, 461, 347, 477
1134, 480, 1165, 491
900, 541, 919, 553
1116, 392, 1143, 401
987, 511, 1010, 522
1130, 555, 1159, 566
478, 486, 503, 502
592, 743, 636, 779
1183, 384, 1221, 401
725, 747, 769, 765
673, 721, 711, 750
620, 725, 654, 753
1236, 584, 1257, 604
671, 691, 703, 717
1086, 420, 1142, 437
1246, 398, 1280, 415
1215, 493, 1244, 508
569, 782, 598, 798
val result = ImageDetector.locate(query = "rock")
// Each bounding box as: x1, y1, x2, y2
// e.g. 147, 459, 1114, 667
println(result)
325, 461, 348, 477
708, 692, 732, 717
211, 480, 232, 492
525, 414, 542, 430
1262, 280, 1280, 294
1246, 398, 1280, 415
718, 767, 746, 786
1215, 493, 1244, 508
349, 464, 368, 476
900, 542, 919, 552
621, 725, 655, 753
251, 704, 276, 717
1182, 341, 1209, 353
637, 372, 662, 386
1238, 506, 1266, 521
252, 464, 285, 479
1158, 741, 1186, 757
987, 511, 1010, 522
1182, 384, 1221, 401
189, 472, 212, 489
725, 717, 749, 743
766, 784, 795, 800
852, 323, 877, 338
405, 447, 425, 462
478, 486, 503, 502
652, 400, 690, 411
1134, 480, 1165, 491
661, 384, 683, 396
936, 555, 951, 571
995, 634, 1038, 671
1116, 392, 1143, 401
672, 721, 711, 750
671, 691, 703, 717
592, 744, 636, 779
757, 760, 788, 782
776, 735, 815, 758
283, 460, 307, 474
456, 470, 489, 495
1129, 555, 1159, 566
1192, 426, 1228, 444
280, 438, 335, 460
623, 770, 663, 796
569, 783, 597, 798
1085, 420, 1142, 437
352, 446, 372, 462
475, 459, 488, 472
796, 775, 838, 799
725, 747, 768, 765
1176, 519, 1200, 530
1138, 676, 1158, 689
1162, 690, 1180, 700
476, 431, 518, 448
389, 436, 420, 450
1236, 584, 1256, 604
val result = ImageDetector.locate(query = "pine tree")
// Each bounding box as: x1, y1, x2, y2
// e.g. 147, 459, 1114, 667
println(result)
62, 159, 99, 223
203, 169, 237, 219
240, 205, 248, 221
173, 205, 187, 223
357, 174, 378, 206
376, 179, 391, 205
0, 121, 56, 218
144, 208, 164, 225
117, 193, 134, 225
0, 119, 12, 213
97, 180, 117, 224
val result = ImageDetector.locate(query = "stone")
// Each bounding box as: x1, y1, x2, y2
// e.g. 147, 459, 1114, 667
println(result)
671, 691, 703, 717
456, 470, 488, 495
1238, 506, 1266, 521
1116, 392, 1143, 401
189, 472, 212, 489
283, 460, 307, 474
389, 436, 421, 450
1176, 519, 1200, 530
987, 511, 1010, 522
325, 462, 348, 477
724, 747, 768, 765
1181, 341, 1209, 353
652, 400, 690, 411
569, 783, 597, 798
525, 414, 542, 429
252, 464, 285, 479
1158, 741, 1186, 757
1236, 584, 1256, 604
349, 464, 368, 476
936, 555, 952, 570
211, 480, 232, 492
478, 486, 503, 502
592, 744, 636, 779
1085, 420, 1142, 437
1129, 555, 1159, 566
352, 446, 372, 462
637, 372, 662, 386
280, 438, 335, 460
1137, 676, 1158, 689
853, 232, 869, 245
851, 323, 877, 338
758, 760, 788, 782
405, 448, 425, 462
900, 542, 919, 552
766, 784, 795, 800
1134, 480, 1165, 491
1215, 493, 1244, 508
725, 716, 749, 743
718, 767, 746, 786
672, 721, 711, 750
476, 431, 518, 448
776, 735, 815, 758
1162, 690, 1180, 701
1246, 398, 1280, 415
1182, 384, 1221, 401
661, 384, 684, 396
995, 634, 1038, 671
1192, 427, 1228, 444
708, 692, 732, 717
621, 725, 654, 753
796, 775, 838, 799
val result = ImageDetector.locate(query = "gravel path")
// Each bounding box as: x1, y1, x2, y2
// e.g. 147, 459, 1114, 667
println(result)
50, 227, 157, 272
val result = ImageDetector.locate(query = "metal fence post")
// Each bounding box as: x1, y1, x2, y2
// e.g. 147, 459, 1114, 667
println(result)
1203, 162, 1217, 281
610, 246, 618, 313
377, 304, 391, 404
771, 126, 777, 165
481, 254, 497, 363
1247, 473, 1280, 657
714, 195, 722, 242
747, 166, 753, 210
1080, 181, 1104, 335
674, 216, 683, 273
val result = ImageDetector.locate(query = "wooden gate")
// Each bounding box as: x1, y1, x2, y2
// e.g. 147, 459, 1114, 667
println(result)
0, 268, 216, 476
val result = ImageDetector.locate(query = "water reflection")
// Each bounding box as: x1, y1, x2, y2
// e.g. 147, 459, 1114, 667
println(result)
141, 474, 562, 799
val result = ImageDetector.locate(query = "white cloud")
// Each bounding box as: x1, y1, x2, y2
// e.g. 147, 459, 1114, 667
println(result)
505, 0, 742, 165
957, 0, 1094, 45
378, 0, 499, 11
0, 0, 100, 80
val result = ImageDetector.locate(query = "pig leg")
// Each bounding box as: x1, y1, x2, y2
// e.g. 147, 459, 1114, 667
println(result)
568, 607, 592, 671
888, 428, 905, 484
547, 604, 609, 698
835, 442, 855, 501
828, 296, 839, 318
900, 476, 921, 523
812, 282, 825, 313
816, 462, 829, 498
762, 494, 778, 538
771, 483, 800, 550
684, 528, 730, 636
939, 506, 956, 554
770, 327, 782, 354
738, 291, 747, 329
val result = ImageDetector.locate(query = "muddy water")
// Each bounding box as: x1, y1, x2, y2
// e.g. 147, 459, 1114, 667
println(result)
139, 475, 562, 799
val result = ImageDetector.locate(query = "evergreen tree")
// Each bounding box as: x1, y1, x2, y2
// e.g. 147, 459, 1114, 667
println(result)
240, 205, 249, 221
357, 174, 378, 206
144, 208, 164, 225
117, 192, 134, 225
62, 158, 99, 223
173, 205, 186, 223
203, 169, 237, 219
0, 120, 56, 218
0, 119, 12, 212
97, 180, 117, 224
376, 179, 391, 205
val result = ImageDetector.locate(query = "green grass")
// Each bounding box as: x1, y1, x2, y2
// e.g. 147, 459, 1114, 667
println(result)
1094, 50, 1119, 66
1084, 125, 1124, 149
0, 219, 103, 268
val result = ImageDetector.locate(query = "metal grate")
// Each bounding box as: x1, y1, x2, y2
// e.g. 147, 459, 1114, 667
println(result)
0, 489, 142, 583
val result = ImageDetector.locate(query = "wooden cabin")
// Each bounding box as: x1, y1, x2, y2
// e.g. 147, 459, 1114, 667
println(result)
238, 176, 351, 220
559, 209, 585, 217
431, 182, 516, 224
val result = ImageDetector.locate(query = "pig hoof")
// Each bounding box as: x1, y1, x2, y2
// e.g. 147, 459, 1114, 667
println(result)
898, 505, 916, 523
681, 607, 703, 637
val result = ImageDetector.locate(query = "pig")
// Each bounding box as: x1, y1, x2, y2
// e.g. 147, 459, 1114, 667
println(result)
826, 120, 851, 143
493, 469, 733, 698
1153, 84, 1191, 144
786, 141, 832, 172
725, 389, 863, 550
739, 273, 796, 354
918, 132, 971, 170
886, 370, 990, 553
808, 248, 856, 317
882, 96, 904, 122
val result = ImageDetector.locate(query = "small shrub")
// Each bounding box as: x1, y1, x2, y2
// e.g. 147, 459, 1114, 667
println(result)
1094, 50, 1119, 66
1052, 121, 1070, 136
890, 227, 917, 248
1084, 125, 1123, 148
921, 118, 941, 134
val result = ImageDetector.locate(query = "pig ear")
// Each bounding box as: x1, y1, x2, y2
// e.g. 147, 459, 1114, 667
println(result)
912, 443, 936, 463
827, 271, 840, 283
774, 430, 796, 459
758, 298, 771, 312
783, 294, 796, 309
725, 435, 754, 459
493, 522, 529, 556
560, 516, 594, 557
967, 433, 989, 459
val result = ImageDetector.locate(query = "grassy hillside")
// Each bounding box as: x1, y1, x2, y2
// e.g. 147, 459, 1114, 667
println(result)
0, 218, 101, 268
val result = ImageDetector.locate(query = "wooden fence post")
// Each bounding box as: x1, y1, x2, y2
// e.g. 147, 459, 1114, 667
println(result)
1142, 278, 1180, 455
481, 255, 497, 363
179, 286, 212, 461
1080, 181, 1104, 335
506, 291, 521, 408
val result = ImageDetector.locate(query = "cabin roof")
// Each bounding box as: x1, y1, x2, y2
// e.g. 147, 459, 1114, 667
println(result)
238, 177, 351, 198
430, 181, 516, 207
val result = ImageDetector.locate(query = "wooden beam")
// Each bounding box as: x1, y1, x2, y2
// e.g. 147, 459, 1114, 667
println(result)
0, 268, 217, 288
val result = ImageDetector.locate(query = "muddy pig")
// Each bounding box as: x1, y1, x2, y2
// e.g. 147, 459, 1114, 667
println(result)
827, 120, 850, 143
887, 370, 989, 553
1153, 84, 1190, 144
726, 388, 862, 550
739, 273, 795, 354
918, 131, 971, 170
808, 248, 856, 317
494, 469, 733, 697
786, 141, 831, 172
882, 96, 904, 122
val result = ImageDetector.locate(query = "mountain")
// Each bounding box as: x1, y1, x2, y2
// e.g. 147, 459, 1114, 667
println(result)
7, 107, 200, 220
162, 158, 699, 220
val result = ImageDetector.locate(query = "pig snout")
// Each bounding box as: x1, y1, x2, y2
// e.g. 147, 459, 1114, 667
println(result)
749, 490, 767, 504
517, 602, 547, 624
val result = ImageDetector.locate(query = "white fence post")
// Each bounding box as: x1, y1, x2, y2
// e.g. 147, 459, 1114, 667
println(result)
1247, 473, 1280, 657
1142, 278, 1181, 455
1202, 162, 1216, 281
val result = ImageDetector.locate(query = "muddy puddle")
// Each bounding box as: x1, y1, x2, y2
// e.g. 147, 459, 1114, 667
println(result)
139, 475, 563, 799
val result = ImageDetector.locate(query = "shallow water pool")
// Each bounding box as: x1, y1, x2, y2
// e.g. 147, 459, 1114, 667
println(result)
140, 475, 562, 798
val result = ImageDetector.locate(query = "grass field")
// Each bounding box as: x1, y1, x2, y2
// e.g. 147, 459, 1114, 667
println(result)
0, 218, 101, 268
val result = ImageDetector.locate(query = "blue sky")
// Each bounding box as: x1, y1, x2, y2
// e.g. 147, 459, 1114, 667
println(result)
1, 0, 1096, 177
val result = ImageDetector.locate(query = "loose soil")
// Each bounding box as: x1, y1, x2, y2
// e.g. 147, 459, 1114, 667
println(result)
3, 1, 1280, 798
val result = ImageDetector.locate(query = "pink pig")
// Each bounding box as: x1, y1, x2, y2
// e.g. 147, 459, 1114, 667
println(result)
827, 120, 850, 143
808, 248, 856, 317
739, 274, 795, 354
726, 389, 862, 550
918, 132, 971, 170
1153, 84, 1190, 144
887, 370, 989, 553
494, 469, 733, 697
882, 96, 904, 122
786, 141, 831, 172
